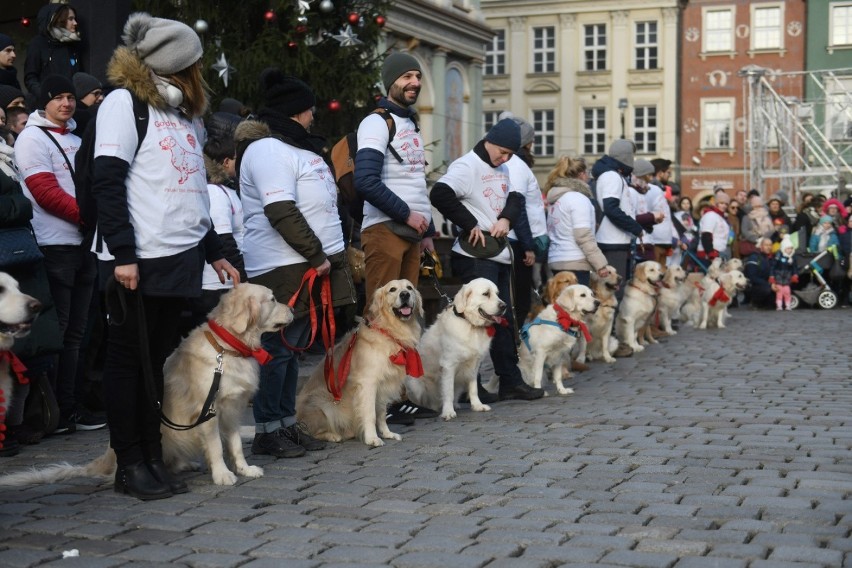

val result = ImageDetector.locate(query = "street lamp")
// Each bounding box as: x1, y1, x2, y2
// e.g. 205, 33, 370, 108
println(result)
618, 98, 628, 139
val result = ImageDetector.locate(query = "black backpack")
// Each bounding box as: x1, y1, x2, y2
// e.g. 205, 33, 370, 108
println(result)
74, 91, 149, 250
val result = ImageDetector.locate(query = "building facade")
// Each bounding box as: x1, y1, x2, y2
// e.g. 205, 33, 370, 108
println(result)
481, 0, 681, 181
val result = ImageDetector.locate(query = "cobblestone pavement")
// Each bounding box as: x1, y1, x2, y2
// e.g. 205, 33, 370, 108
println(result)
1, 307, 851, 567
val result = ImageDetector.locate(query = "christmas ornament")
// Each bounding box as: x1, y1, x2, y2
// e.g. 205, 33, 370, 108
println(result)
331, 25, 362, 46
264, 9, 276, 21
193, 19, 208, 33
295, 25, 308, 35
328, 99, 341, 112
347, 12, 360, 25
319, 0, 334, 13
375, 15, 386, 27
297, 15, 308, 25
287, 41, 299, 52
21, 17, 31, 27
211, 53, 236, 88
296, 0, 312, 15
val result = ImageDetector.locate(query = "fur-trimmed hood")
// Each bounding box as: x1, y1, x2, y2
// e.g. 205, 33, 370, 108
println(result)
106, 46, 169, 110
546, 177, 593, 205
204, 155, 231, 185
234, 119, 271, 146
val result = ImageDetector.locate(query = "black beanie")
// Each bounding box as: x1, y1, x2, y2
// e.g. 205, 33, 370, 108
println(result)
0, 33, 13, 53
260, 68, 315, 117
38, 75, 75, 109
484, 118, 521, 152
0, 85, 24, 110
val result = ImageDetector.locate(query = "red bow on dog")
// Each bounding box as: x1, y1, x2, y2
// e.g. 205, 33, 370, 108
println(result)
389, 347, 424, 377
554, 304, 592, 342
0, 351, 29, 385
708, 287, 730, 307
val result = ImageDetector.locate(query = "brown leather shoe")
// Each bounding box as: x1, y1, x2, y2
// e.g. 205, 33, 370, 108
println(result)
650, 327, 668, 338
613, 343, 633, 358
571, 360, 590, 372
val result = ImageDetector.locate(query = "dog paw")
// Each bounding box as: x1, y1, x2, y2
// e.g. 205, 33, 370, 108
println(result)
382, 432, 402, 441
441, 410, 457, 420
212, 469, 238, 486
557, 387, 575, 396
633, 344, 645, 352
237, 465, 264, 478
471, 404, 491, 412
364, 436, 385, 447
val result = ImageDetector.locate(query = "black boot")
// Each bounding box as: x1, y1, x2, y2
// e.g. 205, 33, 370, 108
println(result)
146, 459, 189, 494
114, 462, 172, 501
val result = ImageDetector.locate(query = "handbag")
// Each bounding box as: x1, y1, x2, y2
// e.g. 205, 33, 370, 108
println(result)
0, 226, 44, 267
346, 246, 365, 285
382, 219, 422, 243
458, 230, 507, 259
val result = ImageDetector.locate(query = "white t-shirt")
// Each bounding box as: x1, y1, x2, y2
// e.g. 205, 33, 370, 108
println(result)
505, 154, 547, 242
16, 111, 81, 246
203, 184, 244, 290
437, 150, 516, 265
595, 170, 637, 245
357, 111, 430, 230
547, 191, 597, 263
94, 89, 211, 259
698, 209, 729, 253
646, 183, 673, 246
240, 137, 343, 277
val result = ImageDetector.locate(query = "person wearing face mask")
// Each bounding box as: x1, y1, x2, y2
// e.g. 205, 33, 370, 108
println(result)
24, 3, 83, 99
0, 34, 21, 89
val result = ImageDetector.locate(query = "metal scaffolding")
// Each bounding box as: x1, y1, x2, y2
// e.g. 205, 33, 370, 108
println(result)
740, 65, 852, 204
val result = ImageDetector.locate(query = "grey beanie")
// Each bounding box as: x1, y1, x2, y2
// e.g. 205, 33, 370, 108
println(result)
485, 118, 521, 152
72, 72, 101, 99
122, 12, 202, 76
633, 159, 654, 177
382, 52, 421, 92
608, 139, 636, 168
498, 111, 535, 147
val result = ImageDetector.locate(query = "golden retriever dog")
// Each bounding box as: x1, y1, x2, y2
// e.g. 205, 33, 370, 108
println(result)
404, 278, 504, 421
528, 270, 577, 321
586, 266, 621, 363
0, 272, 42, 452
616, 261, 664, 353
681, 257, 742, 326
296, 280, 422, 447
699, 270, 748, 329
519, 285, 599, 395
0, 284, 294, 488
657, 265, 688, 335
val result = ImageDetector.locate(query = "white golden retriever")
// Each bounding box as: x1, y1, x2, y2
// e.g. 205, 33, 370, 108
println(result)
519, 284, 599, 395
699, 270, 748, 329
0, 283, 293, 487
657, 265, 688, 335
405, 278, 504, 421
587, 266, 621, 363
297, 280, 422, 447
616, 261, 664, 353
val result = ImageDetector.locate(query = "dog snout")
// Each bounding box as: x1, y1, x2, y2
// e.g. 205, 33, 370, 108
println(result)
594, 300, 601, 308
28, 298, 42, 316
497, 300, 506, 313
399, 290, 411, 303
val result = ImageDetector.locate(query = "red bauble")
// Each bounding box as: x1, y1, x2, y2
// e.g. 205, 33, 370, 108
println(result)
375, 15, 386, 27
21, 17, 31, 27
264, 9, 276, 22
328, 99, 341, 112
287, 41, 298, 51
295, 25, 308, 35
347, 12, 360, 25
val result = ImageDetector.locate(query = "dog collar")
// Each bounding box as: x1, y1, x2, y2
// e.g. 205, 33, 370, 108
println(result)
0, 350, 29, 385
553, 304, 592, 342
207, 319, 272, 365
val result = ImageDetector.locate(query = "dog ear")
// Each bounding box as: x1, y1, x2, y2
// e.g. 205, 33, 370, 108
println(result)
231, 294, 260, 334
454, 285, 469, 313
416, 289, 424, 319
368, 283, 388, 319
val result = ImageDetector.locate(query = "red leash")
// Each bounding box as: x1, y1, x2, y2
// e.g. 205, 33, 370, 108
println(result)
282, 268, 335, 355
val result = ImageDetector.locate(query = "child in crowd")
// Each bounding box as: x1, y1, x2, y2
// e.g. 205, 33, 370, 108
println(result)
769, 235, 798, 311
808, 215, 840, 254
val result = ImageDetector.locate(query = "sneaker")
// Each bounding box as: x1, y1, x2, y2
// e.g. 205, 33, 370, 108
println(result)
52, 419, 77, 435
571, 360, 590, 373
281, 422, 326, 451
386, 410, 415, 426
498, 382, 545, 401
613, 343, 633, 358
70, 408, 107, 431
251, 429, 306, 458
458, 385, 499, 405
387, 401, 440, 420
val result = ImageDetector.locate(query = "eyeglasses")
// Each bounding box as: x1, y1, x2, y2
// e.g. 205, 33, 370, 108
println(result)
91, 90, 103, 98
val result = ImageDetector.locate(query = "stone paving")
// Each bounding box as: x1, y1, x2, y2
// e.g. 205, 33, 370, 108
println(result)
1, 307, 851, 567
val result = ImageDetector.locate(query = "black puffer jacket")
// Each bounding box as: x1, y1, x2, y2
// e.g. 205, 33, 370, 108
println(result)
24, 3, 83, 97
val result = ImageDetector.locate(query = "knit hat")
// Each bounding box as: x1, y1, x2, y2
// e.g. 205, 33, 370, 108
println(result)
497, 112, 535, 147
633, 159, 654, 177
205, 111, 241, 144
819, 215, 834, 225
0, 33, 13, 52
72, 72, 101, 99
650, 158, 671, 174
0, 85, 24, 110
219, 97, 248, 117
259, 68, 315, 117
38, 75, 75, 109
122, 12, 202, 76
608, 139, 636, 168
382, 52, 421, 92
485, 118, 521, 152
780, 235, 795, 257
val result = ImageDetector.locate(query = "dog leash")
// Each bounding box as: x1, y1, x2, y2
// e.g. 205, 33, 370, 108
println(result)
421, 250, 453, 308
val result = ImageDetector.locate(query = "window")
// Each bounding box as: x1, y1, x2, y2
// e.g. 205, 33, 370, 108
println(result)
635, 21, 658, 70
483, 111, 502, 135
532, 110, 555, 157
831, 4, 852, 47
532, 27, 556, 73
485, 29, 506, 75
584, 24, 606, 71
702, 100, 733, 149
752, 5, 782, 50
583, 107, 606, 155
634, 106, 657, 153
704, 8, 733, 52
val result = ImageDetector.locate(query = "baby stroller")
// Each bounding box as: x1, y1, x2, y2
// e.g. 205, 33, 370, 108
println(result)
789, 248, 838, 309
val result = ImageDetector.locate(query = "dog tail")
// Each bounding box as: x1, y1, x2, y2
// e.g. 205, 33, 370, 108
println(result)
0, 448, 116, 487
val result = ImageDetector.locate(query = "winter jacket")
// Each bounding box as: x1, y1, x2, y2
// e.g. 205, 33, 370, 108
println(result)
769, 253, 797, 286
24, 3, 83, 97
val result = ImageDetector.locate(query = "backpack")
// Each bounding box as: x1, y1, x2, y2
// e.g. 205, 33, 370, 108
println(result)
329, 107, 404, 222
74, 91, 149, 250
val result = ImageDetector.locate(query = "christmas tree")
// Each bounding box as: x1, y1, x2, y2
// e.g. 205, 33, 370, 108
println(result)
134, 0, 393, 139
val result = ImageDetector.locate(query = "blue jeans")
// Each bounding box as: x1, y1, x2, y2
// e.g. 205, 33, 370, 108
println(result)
253, 315, 311, 432
41, 245, 96, 419
450, 253, 524, 390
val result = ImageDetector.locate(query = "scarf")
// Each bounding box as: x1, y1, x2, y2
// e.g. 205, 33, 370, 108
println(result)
207, 319, 272, 365
49, 27, 81, 43
591, 154, 633, 180
0, 67, 19, 89
553, 304, 592, 342
708, 286, 730, 306
0, 351, 29, 385
748, 206, 774, 236
368, 323, 424, 377
0, 141, 18, 180
256, 108, 328, 156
